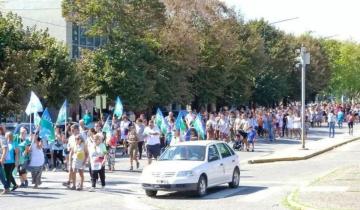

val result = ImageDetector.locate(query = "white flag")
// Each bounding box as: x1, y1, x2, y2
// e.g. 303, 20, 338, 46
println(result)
25, 91, 43, 115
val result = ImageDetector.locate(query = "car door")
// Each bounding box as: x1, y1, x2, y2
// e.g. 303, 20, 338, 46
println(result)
206, 144, 225, 186
216, 143, 234, 182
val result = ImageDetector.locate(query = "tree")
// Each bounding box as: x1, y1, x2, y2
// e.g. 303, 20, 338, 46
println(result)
33, 34, 80, 108
322, 40, 360, 99
63, 0, 168, 111
0, 13, 79, 115
295, 34, 331, 101
247, 20, 296, 106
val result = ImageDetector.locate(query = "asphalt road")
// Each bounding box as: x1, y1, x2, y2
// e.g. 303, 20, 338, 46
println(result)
1, 137, 360, 210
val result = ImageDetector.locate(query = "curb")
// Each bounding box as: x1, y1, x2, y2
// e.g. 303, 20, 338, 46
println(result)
286, 190, 318, 210
248, 137, 360, 164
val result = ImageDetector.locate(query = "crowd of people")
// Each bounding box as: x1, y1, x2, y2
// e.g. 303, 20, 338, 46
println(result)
1, 102, 359, 195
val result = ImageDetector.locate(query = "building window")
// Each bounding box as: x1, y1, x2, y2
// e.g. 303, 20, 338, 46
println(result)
71, 23, 105, 58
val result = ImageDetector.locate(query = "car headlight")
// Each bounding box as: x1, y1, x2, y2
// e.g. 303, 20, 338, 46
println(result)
177, 170, 194, 177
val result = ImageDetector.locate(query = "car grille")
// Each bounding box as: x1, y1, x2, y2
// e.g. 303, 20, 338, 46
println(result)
151, 172, 176, 178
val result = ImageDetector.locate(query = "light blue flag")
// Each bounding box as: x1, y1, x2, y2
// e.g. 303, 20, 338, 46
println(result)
193, 114, 205, 140
155, 108, 164, 129
39, 108, 55, 142
102, 116, 112, 138
56, 100, 67, 125
34, 112, 41, 127
25, 91, 43, 115
113, 96, 123, 119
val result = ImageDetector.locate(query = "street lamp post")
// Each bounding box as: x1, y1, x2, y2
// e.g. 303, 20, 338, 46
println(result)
297, 46, 310, 149
263, 17, 299, 37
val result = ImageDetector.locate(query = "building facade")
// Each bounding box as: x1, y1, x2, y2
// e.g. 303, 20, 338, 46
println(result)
1, 0, 105, 58
1, 0, 102, 119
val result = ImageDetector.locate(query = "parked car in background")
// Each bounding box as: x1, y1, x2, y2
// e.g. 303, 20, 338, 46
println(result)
140, 141, 240, 197
1, 123, 18, 133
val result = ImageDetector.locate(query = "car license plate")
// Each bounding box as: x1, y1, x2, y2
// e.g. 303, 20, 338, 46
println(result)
156, 179, 169, 184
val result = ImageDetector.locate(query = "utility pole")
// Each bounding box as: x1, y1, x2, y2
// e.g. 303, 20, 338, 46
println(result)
296, 45, 310, 149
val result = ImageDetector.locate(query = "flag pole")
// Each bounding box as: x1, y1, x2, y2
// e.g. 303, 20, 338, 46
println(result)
29, 113, 32, 136
64, 102, 67, 140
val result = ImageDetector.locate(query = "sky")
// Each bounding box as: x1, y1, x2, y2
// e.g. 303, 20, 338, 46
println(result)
224, 0, 360, 42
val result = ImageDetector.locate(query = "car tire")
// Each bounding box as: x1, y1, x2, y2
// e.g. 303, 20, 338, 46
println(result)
145, 190, 157, 197
195, 175, 207, 197
229, 168, 240, 188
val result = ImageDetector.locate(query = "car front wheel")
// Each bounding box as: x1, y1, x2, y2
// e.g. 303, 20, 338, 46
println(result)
145, 190, 157, 197
196, 175, 207, 197
229, 168, 240, 188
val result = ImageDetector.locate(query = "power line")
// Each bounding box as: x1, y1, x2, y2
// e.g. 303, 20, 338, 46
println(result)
2, 8, 61, 11
21, 16, 67, 28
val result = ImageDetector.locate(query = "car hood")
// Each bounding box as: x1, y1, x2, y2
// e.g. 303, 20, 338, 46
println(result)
145, 160, 205, 172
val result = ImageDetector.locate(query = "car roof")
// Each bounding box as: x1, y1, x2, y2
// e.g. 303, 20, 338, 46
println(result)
172, 140, 222, 147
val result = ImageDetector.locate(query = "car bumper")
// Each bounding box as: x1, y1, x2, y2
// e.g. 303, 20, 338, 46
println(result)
142, 183, 198, 191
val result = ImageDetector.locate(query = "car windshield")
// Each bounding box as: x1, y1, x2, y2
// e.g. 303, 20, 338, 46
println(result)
159, 145, 206, 161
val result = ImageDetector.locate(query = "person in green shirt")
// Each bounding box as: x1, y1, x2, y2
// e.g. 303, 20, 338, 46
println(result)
14, 127, 31, 188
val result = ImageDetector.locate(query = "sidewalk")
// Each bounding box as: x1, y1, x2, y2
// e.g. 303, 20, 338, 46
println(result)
287, 165, 360, 210
246, 125, 360, 164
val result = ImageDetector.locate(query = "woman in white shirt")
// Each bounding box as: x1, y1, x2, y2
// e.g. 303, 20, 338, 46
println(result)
287, 113, 294, 138
29, 134, 45, 189
88, 134, 107, 192
292, 113, 301, 139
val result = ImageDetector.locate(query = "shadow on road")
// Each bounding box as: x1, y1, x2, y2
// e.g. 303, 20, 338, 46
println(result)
5, 190, 64, 199
153, 185, 267, 200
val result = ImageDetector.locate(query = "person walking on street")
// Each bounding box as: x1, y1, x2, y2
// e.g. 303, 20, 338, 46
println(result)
88, 133, 107, 192
127, 125, 139, 170
120, 115, 131, 156
328, 110, 336, 138
69, 134, 88, 190
29, 133, 45, 189
63, 124, 79, 188
107, 129, 118, 172
144, 120, 161, 165
347, 112, 355, 135
52, 127, 64, 171
4, 132, 19, 191
15, 127, 31, 187
135, 119, 145, 160
0, 126, 10, 195
337, 109, 344, 128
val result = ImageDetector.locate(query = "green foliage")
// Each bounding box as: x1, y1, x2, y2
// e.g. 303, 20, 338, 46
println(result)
62, 0, 359, 110
322, 39, 360, 99
0, 13, 79, 115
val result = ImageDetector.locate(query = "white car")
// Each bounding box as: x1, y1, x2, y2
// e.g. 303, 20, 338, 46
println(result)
140, 140, 240, 197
